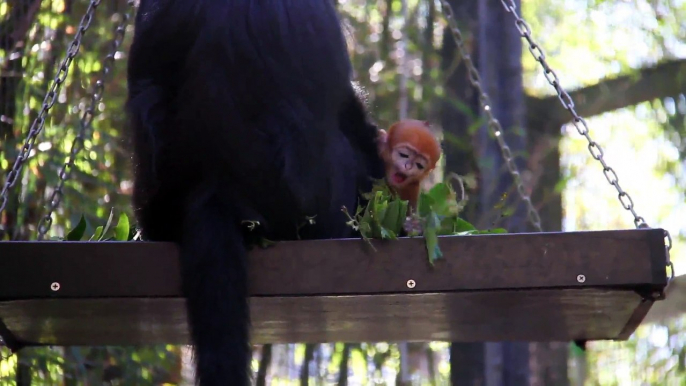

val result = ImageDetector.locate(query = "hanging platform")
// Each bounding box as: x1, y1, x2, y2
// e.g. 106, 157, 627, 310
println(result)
0, 228, 668, 349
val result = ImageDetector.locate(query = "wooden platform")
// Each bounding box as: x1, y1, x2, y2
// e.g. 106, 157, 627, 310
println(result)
0, 228, 669, 349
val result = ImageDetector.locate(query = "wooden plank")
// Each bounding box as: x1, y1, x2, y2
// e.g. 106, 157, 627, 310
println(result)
0, 229, 668, 300
0, 288, 650, 346
0, 228, 669, 346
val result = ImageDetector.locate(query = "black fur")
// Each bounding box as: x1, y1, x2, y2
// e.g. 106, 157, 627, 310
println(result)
125, 1, 384, 385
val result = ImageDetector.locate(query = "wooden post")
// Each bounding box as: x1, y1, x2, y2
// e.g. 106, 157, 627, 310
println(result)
476, 0, 531, 384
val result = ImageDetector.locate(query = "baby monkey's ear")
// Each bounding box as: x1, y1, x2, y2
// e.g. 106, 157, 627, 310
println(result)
377, 129, 389, 153
377, 129, 388, 143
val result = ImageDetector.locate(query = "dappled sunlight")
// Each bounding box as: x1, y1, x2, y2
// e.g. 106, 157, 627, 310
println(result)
559, 77, 686, 271
522, 0, 686, 96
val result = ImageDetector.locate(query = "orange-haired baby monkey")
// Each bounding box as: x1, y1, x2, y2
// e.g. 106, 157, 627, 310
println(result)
377, 119, 442, 210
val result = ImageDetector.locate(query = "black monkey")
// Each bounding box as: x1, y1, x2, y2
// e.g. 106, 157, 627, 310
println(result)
125, 1, 384, 385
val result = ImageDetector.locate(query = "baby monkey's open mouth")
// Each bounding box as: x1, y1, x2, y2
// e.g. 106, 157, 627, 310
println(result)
391, 172, 408, 185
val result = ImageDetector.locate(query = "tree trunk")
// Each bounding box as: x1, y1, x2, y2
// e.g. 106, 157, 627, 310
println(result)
529, 342, 570, 386
450, 343, 486, 385
15, 351, 31, 386
476, 1, 530, 385
300, 344, 316, 386
0, 0, 42, 242
426, 345, 437, 386
439, 0, 489, 383
256, 344, 272, 386
2, 2, 43, 382
337, 343, 351, 386
442, 0, 533, 384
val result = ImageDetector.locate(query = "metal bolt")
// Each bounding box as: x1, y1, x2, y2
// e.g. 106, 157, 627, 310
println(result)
50, 282, 60, 291
576, 275, 586, 283
407, 279, 416, 289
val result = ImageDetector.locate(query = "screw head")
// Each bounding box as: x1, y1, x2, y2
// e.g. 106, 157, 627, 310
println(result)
407, 279, 416, 289
50, 282, 60, 291
576, 275, 586, 283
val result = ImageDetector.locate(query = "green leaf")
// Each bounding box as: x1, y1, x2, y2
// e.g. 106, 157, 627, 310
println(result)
373, 193, 389, 225
570, 342, 585, 358
66, 215, 87, 241
424, 211, 444, 264
99, 208, 116, 241
426, 183, 452, 214
472, 228, 508, 235
359, 222, 372, 239
379, 227, 397, 240
453, 217, 477, 233
380, 199, 408, 234
397, 200, 409, 228
417, 191, 435, 218
360, 196, 374, 225
425, 229, 442, 264
114, 213, 130, 241
89, 226, 104, 241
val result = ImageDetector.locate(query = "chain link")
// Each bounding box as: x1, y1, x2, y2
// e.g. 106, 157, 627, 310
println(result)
497, 0, 674, 283
437, 0, 543, 232
0, 0, 103, 225
36, 1, 135, 240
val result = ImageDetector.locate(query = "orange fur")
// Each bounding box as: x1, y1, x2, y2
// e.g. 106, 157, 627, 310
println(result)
377, 119, 442, 209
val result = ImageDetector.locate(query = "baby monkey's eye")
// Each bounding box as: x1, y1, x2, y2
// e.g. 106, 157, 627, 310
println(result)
399, 152, 409, 158
416, 163, 425, 170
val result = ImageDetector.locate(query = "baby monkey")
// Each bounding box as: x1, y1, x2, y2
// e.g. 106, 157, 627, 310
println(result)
377, 119, 442, 210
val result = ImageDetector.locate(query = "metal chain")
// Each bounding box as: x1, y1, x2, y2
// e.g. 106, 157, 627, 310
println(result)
437, 0, 543, 232
498, 0, 674, 283
0, 0, 103, 223
36, 1, 135, 240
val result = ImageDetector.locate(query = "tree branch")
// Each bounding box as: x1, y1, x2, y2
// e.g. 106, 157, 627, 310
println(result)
526, 59, 686, 135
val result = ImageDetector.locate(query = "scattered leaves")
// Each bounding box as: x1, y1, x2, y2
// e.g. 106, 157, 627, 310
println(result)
62, 209, 137, 242
342, 180, 408, 250
345, 178, 508, 264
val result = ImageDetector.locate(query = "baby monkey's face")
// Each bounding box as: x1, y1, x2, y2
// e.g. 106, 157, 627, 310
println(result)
376, 119, 441, 197
386, 143, 430, 188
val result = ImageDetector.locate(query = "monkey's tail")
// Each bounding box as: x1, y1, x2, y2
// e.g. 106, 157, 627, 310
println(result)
181, 187, 251, 386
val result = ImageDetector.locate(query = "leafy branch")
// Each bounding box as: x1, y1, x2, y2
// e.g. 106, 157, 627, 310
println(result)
344, 177, 507, 264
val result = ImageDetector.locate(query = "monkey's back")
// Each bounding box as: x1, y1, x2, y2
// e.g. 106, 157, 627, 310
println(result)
126, 0, 383, 242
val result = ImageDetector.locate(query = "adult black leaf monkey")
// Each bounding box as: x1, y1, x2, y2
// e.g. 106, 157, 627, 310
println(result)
125, 0, 385, 384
